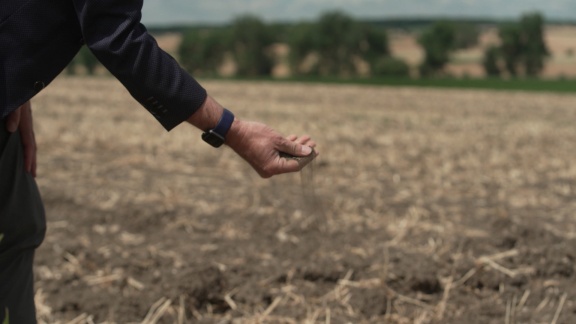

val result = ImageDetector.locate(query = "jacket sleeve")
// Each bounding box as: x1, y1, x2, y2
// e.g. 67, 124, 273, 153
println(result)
72, 0, 207, 131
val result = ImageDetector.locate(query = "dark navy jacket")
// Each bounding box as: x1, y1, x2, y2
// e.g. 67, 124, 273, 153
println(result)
0, 0, 207, 131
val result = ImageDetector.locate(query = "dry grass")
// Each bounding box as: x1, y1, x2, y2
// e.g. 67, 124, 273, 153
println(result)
31, 77, 576, 323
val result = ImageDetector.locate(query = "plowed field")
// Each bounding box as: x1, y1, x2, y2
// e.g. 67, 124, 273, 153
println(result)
31, 77, 576, 323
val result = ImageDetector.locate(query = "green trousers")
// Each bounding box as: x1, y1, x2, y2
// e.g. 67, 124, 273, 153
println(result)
0, 122, 46, 324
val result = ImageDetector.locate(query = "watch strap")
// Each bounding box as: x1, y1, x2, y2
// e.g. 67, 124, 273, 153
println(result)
201, 108, 235, 147
210, 108, 234, 139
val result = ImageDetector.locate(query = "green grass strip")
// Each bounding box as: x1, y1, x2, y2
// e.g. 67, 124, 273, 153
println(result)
210, 76, 576, 94
346, 77, 576, 93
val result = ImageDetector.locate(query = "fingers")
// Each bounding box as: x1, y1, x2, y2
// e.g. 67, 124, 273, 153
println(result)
273, 134, 318, 175
6, 106, 22, 133
17, 102, 37, 177
282, 135, 317, 157
287, 135, 317, 148
21, 136, 37, 177
279, 136, 309, 157
295, 135, 316, 149
287, 134, 315, 147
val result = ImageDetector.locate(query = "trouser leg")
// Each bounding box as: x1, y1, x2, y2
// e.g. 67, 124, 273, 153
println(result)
0, 122, 46, 324
0, 250, 37, 324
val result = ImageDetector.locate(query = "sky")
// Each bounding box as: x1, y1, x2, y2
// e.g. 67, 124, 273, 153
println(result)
141, 0, 576, 26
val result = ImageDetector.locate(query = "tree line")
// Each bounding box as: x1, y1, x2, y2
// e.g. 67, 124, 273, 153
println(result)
67, 11, 551, 79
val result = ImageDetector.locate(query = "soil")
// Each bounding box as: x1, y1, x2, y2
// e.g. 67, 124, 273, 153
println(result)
31, 77, 576, 323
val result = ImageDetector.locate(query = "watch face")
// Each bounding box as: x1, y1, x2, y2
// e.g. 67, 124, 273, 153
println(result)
201, 109, 234, 148
202, 131, 225, 148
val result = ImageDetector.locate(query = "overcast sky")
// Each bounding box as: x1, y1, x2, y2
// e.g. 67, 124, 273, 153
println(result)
141, 0, 576, 26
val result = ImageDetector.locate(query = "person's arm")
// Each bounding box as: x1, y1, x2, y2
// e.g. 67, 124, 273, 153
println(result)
73, 0, 317, 177
72, 0, 207, 131
5, 101, 37, 177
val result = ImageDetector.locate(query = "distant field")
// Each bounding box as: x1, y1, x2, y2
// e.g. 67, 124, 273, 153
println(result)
388, 25, 576, 79
33, 77, 576, 323
154, 25, 576, 80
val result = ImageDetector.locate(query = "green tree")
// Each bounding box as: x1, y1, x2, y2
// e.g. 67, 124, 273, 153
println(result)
496, 12, 549, 77
64, 46, 99, 75
288, 11, 389, 77
314, 11, 359, 75
79, 46, 99, 75
229, 15, 275, 77
453, 23, 480, 49
179, 28, 229, 76
519, 12, 549, 76
498, 23, 523, 76
418, 21, 456, 77
483, 45, 502, 77
288, 22, 318, 75
362, 25, 390, 72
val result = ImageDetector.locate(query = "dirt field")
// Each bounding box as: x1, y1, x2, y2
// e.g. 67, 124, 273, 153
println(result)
30, 77, 576, 323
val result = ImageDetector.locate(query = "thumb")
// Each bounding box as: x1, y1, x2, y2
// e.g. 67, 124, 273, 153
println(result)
297, 144, 313, 156
6, 107, 22, 133
280, 139, 313, 157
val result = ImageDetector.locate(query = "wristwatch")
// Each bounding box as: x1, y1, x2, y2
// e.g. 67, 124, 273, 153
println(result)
201, 108, 235, 148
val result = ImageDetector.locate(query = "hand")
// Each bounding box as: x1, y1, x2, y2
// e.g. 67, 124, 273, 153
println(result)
187, 95, 318, 178
6, 101, 37, 177
226, 120, 318, 178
